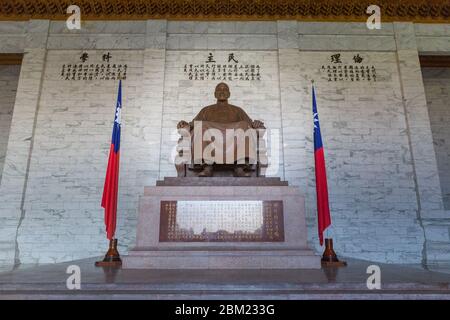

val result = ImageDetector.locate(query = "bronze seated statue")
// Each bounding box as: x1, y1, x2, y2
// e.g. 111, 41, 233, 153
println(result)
175, 82, 268, 177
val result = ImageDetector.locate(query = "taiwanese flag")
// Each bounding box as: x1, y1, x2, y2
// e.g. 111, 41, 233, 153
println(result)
101, 80, 122, 240
312, 85, 331, 246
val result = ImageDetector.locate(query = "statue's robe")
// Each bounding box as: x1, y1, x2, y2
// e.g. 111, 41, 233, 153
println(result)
189, 104, 258, 165
193, 104, 253, 124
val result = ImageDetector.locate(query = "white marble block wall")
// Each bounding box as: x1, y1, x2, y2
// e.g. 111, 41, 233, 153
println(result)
423, 68, 450, 210
281, 51, 425, 263
159, 50, 284, 179
0, 20, 449, 268
0, 65, 20, 183
16, 50, 149, 264
0, 49, 47, 270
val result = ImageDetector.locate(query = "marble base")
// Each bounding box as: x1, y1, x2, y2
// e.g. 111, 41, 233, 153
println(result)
3, 257, 450, 299
123, 178, 321, 269
124, 249, 319, 269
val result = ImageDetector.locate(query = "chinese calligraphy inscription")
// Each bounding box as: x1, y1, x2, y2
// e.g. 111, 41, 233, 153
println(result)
159, 200, 284, 242
60, 52, 128, 81
321, 53, 377, 82
184, 52, 261, 81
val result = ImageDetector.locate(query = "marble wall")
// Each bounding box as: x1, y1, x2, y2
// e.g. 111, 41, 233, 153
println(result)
0, 65, 20, 184
0, 48, 47, 270
281, 51, 425, 262
423, 68, 450, 210
415, 24, 450, 54
0, 20, 449, 269
15, 50, 151, 263
159, 50, 283, 179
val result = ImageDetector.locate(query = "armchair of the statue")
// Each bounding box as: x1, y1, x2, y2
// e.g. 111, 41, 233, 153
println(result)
175, 120, 268, 177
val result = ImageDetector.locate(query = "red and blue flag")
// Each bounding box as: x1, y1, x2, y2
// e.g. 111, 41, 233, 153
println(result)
101, 80, 122, 240
312, 85, 331, 246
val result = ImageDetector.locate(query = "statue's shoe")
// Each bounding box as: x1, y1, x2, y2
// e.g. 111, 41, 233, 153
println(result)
234, 167, 251, 177
198, 166, 213, 177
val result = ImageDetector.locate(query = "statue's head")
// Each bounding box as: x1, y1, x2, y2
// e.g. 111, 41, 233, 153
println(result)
214, 82, 230, 102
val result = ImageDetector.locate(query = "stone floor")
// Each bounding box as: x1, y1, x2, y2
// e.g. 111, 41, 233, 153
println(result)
0, 257, 449, 299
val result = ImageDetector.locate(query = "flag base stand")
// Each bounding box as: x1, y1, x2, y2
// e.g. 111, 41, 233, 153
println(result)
321, 238, 347, 267
95, 239, 122, 267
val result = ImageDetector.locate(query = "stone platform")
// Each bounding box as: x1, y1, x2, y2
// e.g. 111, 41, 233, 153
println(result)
1, 258, 450, 299
123, 177, 321, 269
156, 177, 288, 186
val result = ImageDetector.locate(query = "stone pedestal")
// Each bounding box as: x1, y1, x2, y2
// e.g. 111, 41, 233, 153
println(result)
123, 178, 320, 269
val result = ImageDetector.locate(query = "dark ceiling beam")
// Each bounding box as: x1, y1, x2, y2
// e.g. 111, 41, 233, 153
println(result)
420, 55, 450, 68
0, 54, 23, 65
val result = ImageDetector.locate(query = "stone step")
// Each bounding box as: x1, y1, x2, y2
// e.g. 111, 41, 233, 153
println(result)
2, 291, 450, 300
1, 258, 450, 299
156, 177, 288, 186
124, 249, 320, 269
1, 282, 450, 300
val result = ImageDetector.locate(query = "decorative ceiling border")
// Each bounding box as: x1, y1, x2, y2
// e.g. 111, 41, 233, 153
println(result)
0, 0, 448, 22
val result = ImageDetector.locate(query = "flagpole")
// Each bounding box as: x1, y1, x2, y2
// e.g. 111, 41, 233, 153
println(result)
96, 80, 123, 267
311, 80, 346, 267
312, 79, 329, 243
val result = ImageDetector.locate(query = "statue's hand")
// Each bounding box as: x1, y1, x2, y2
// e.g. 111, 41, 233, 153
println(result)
252, 120, 265, 129
177, 120, 190, 130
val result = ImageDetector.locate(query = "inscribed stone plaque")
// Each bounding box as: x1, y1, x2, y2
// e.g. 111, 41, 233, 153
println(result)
159, 200, 284, 242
